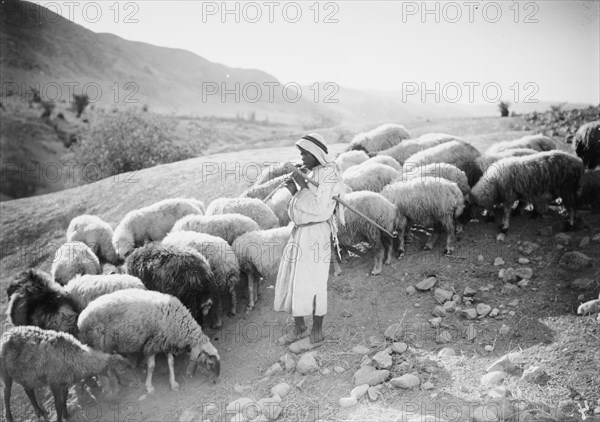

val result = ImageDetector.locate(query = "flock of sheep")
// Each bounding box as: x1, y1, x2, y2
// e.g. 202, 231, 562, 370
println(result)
2, 120, 599, 421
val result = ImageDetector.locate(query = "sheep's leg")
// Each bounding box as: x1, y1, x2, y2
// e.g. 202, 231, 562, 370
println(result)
497, 203, 512, 241
3, 376, 14, 422
144, 355, 156, 394
167, 353, 179, 391
444, 221, 457, 255
51, 385, 65, 422
396, 222, 407, 257
424, 224, 440, 251
253, 277, 260, 304
246, 272, 255, 313
382, 233, 393, 265
211, 297, 223, 329
24, 387, 47, 421
370, 246, 385, 276
229, 285, 237, 316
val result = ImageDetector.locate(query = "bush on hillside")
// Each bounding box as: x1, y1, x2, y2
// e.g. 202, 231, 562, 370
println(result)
71, 112, 197, 184
498, 101, 510, 117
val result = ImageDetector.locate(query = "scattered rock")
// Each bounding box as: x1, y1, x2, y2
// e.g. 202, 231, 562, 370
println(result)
476, 303, 492, 317
515, 267, 533, 280
465, 324, 478, 341
521, 241, 540, 255
360, 355, 373, 367
477, 254, 484, 263
334, 365, 345, 374
487, 386, 512, 399
350, 384, 369, 400
522, 366, 550, 385
391, 342, 408, 354
179, 408, 198, 422
384, 323, 404, 341
265, 362, 283, 377
352, 366, 390, 386
518, 257, 530, 264
494, 257, 505, 266
372, 351, 393, 370
464, 300, 472, 306
559, 251, 592, 271
460, 308, 478, 320
443, 301, 457, 313
413, 303, 421, 308
296, 353, 318, 375
390, 374, 420, 389
434, 288, 454, 304
481, 371, 508, 386
405, 285, 417, 296
257, 396, 282, 421
472, 400, 515, 422
351, 345, 370, 355
367, 386, 379, 401
422, 381, 434, 390
415, 277, 437, 291
234, 384, 253, 395
497, 269, 505, 279
501, 284, 518, 295
489, 308, 500, 317
226, 398, 257, 415
436, 330, 452, 343
538, 226, 553, 237
554, 233, 572, 246
437, 347, 455, 357
592, 233, 600, 242
339, 396, 358, 408
271, 383, 291, 397
368, 335, 386, 347
429, 317, 442, 328
502, 268, 517, 282
517, 279, 529, 288
579, 236, 590, 248
570, 278, 595, 289
432, 306, 447, 317
484, 345, 494, 352
487, 353, 521, 374
280, 354, 296, 372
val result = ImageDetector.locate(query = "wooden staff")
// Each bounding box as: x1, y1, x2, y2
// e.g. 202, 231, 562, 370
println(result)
266, 166, 398, 239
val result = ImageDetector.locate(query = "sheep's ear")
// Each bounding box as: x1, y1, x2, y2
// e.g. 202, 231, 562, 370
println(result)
200, 298, 213, 316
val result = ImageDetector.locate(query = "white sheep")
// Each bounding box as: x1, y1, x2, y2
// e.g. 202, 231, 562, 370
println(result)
64, 273, 146, 312
342, 162, 401, 192
163, 231, 240, 326
486, 134, 557, 155
335, 191, 397, 276
232, 225, 293, 312
378, 133, 458, 165
573, 120, 600, 169
1, 326, 139, 422
403, 162, 470, 198
77, 289, 220, 394
476, 148, 538, 173
51, 241, 101, 285
205, 197, 279, 229
66, 215, 119, 265
240, 175, 288, 200
265, 188, 292, 227
348, 123, 411, 154
403, 139, 482, 186
112, 198, 204, 260
359, 155, 402, 171
381, 177, 465, 255
171, 213, 260, 245
254, 161, 300, 185
335, 150, 370, 172
470, 150, 584, 240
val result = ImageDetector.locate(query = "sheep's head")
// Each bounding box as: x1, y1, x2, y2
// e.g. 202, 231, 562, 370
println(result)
186, 340, 220, 383
112, 229, 135, 261
104, 354, 141, 392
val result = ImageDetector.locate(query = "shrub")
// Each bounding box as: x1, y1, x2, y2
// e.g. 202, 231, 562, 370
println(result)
71, 112, 198, 184
498, 101, 510, 117
72, 94, 90, 118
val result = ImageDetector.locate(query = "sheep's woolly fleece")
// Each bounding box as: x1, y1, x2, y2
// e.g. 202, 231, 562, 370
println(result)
348, 123, 411, 154
378, 133, 458, 165
403, 139, 482, 186
359, 155, 402, 171
66, 214, 118, 265
240, 175, 288, 200
485, 134, 557, 155
342, 162, 401, 193
573, 120, 600, 169
51, 241, 101, 285
170, 213, 260, 245
577, 170, 600, 209
476, 148, 538, 173
470, 150, 584, 211
403, 162, 470, 197
265, 188, 292, 227
254, 161, 299, 186
335, 150, 369, 172
112, 198, 204, 259
64, 273, 146, 312
232, 225, 293, 281
205, 197, 279, 230
77, 289, 218, 359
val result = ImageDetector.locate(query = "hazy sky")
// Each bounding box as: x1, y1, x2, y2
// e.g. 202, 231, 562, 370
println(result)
36, 0, 600, 104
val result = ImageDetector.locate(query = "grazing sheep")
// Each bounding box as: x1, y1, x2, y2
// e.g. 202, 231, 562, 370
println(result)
576, 169, 600, 210
335, 191, 397, 276
486, 134, 557, 155
112, 198, 204, 260
378, 133, 458, 165
205, 197, 279, 229
573, 120, 600, 169
335, 150, 369, 172
348, 123, 411, 154
66, 215, 119, 265
240, 175, 288, 200
403, 140, 482, 186
403, 163, 470, 197
171, 213, 260, 245
381, 178, 465, 255
476, 148, 538, 173
64, 274, 146, 312
6, 269, 79, 335
77, 289, 220, 394
470, 150, 584, 240
0, 326, 138, 422
125, 243, 217, 325
359, 155, 402, 171
232, 226, 293, 312
342, 162, 401, 192
254, 161, 300, 185
51, 241, 101, 285
265, 188, 293, 227
163, 231, 240, 327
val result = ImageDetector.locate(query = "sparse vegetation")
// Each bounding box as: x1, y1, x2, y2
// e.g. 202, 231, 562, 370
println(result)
40, 100, 55, 118
522, 104, 600, 139
498, 100, 510, 117
72, 93, 89, 118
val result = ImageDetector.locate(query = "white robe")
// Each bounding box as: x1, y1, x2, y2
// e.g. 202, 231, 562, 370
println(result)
273, 163, 342, 317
